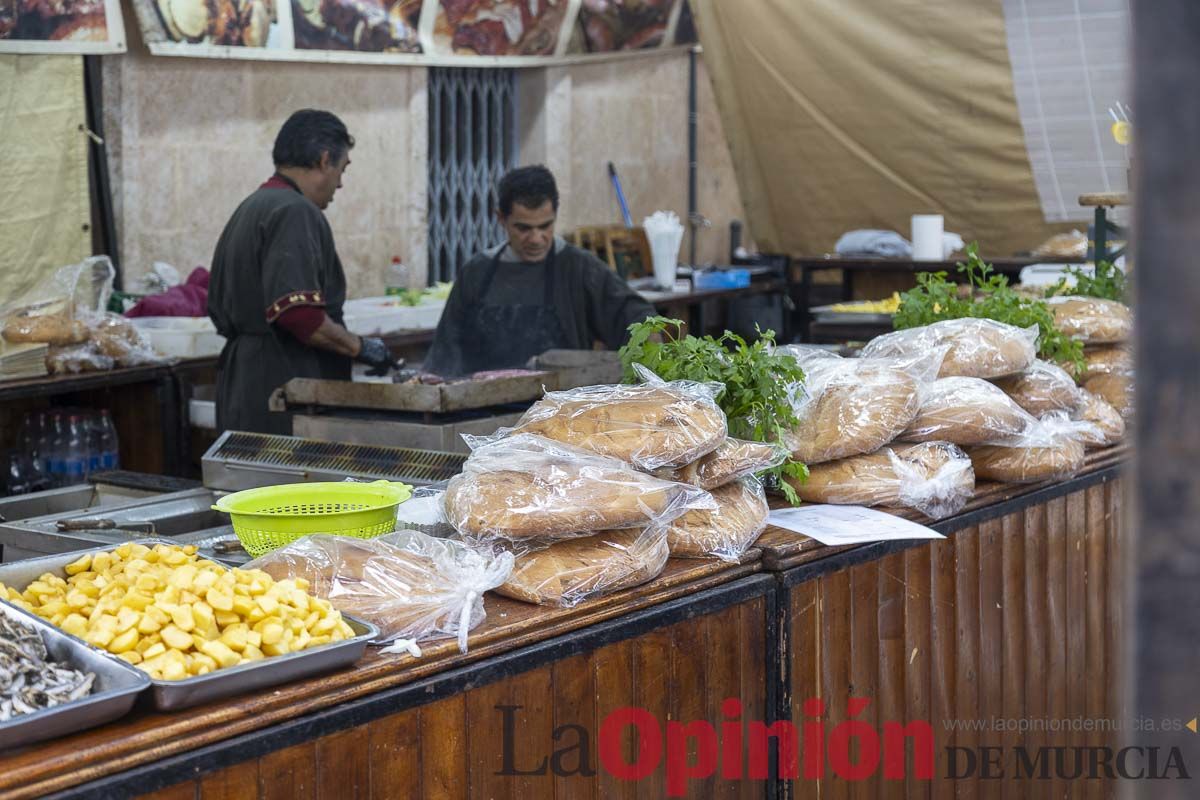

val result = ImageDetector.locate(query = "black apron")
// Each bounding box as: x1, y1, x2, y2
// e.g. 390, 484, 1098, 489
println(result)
454, 244, 570, 374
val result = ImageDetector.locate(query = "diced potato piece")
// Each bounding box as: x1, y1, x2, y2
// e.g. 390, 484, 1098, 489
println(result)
92, 552, 112, 573
190, 652, 218, 673
193, 570, 218, 591
64, 554, 92, 575
200, 639, 240, 669
206, 587, 234, 612
246, 630, 262, 648
259, 621, 284, 646
220, 624, 248, 652
241, 643, 265, 661
60, 613, 88, 638
262, 639, 290, 657
161, 624, 192, 651
308, 635, 331, 647
170, 604, 195, 632
135, 573, 159, 592
115, 607, 140, 633
123, 591, 152, 612
215, 610, 241, 628
108, 627, 139, 654
117, 651, 142, 665
142, 642, 167, 659
162, 660, 188, 681
85, 628, 115, 648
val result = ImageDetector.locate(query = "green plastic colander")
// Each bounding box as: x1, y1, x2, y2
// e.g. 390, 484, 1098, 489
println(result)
213, 480, 413, 557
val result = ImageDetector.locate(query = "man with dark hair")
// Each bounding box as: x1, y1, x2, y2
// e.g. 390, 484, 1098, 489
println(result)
208, 109, 397, 434
424, 165, 655, 376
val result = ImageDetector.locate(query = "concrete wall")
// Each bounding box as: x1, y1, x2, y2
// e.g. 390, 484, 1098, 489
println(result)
518, 51, 748, 267
104, 35, 746, 298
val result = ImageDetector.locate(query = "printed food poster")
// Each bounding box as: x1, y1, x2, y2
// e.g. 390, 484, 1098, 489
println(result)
0, 0, 125, 52
577, 0, 673, 52
294, 0, 422, 52
423, 0, 576, 57
131, 0, 286, 49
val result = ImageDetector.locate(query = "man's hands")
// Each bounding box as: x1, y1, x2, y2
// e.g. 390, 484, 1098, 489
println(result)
355, 336, 400, 376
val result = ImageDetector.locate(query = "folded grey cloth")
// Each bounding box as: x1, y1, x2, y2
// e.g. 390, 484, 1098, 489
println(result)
834, 229, 913, 258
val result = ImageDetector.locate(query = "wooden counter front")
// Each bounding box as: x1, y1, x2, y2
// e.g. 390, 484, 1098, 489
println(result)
763, 445, 1128, 799
0, 556, 765, 799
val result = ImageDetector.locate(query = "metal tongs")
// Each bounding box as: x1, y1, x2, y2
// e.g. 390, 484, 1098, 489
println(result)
56, 518, 158, 537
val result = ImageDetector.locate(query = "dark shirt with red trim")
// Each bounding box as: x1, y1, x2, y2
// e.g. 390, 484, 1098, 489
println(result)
207, 174, 351, 434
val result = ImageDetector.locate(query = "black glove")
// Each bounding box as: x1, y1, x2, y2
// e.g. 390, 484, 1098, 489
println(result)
355, 336, 400, 376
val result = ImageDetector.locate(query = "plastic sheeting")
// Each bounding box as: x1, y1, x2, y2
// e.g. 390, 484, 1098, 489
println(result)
690, 0, 1069, 254
0, 55, 90, 303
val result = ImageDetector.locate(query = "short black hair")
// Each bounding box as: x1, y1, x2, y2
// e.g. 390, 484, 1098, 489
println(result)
272, 110, 355, 169
497, 165, 559, 216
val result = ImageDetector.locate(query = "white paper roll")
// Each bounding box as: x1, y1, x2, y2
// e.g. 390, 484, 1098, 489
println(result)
911, 214, 944, 261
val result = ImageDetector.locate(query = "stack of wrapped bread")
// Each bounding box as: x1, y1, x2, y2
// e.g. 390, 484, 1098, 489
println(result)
443, 373, 783, 606
778, 312, 1121, 515
1043, 294, 1134, 428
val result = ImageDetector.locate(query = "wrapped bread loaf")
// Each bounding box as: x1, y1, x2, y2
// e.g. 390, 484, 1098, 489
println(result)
861, 318, 1037, 379
1048, 296, 1132, 344
664, 477, 769, 561
46, 344, 114, 375
967, 417, 1090, 483
248, 532, 513, 651
1082, 373, 1133, 420
902, 377, 1033, 445
992, 360, 1084, 418
494, 528, 669, 607
782, 355, 935, 464
1082, 345, 1132, 380
444, 434, 713, 541
509, 379, 727, 470
1072, 390, 1125, 446
2, 303, 88, 346
89, 314, 160, 366
654, 438, 788, 490
788, 442, 975, 519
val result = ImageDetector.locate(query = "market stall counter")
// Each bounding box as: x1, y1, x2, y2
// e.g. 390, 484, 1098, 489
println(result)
0, 555, 768, 799
755, 442, 1128, 799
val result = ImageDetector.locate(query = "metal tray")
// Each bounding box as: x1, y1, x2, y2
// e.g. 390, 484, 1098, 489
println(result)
0, 541, 378, 712
809, 304, 895, 325
0, 599, 150, 751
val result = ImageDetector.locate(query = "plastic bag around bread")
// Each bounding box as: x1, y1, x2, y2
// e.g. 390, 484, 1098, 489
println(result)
1081, 345, 1132, 380
780, 349, 944, 464
493, 526, 669, 607
787, 442, 975, 520
860, 318, 1038, 379
1, 257, 115, 346
992, 360, 1085, 418
86, 313, 165, 367
902, 377, 1035, 445
966, 414, 1096, 483
500, 365, 727, 470
1046, 296, 1133, 344
446, 433, 716, 542
654, 438, 789, 490
1082, 373, 1133, 420
664, 477, 769, 561
245, 531, 514, 653
1072, 390, 1125, 447
45, 343, 115, 375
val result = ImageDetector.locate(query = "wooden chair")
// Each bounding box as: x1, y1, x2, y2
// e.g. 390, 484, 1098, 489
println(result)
571, 225, 652, 279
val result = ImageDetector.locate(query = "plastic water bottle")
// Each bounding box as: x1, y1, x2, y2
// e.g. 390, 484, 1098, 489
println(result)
46, 412, 67, 487
63, 415, 88, 485
86, 413, 104, 475
98, 409, 120, 471
385, 255, 408, 296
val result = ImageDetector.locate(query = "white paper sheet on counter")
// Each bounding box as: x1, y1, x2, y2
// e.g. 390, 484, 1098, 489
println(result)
766, 505, 945, 547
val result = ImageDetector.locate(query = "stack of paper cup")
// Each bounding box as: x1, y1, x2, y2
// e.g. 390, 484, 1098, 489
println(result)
643, 211, 685, 289
911, 214, 944, 261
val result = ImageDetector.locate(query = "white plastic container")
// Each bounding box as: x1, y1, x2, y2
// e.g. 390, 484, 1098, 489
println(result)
130, 317, 225, 358
911, 215, 945, 261
342, 297, 446, 335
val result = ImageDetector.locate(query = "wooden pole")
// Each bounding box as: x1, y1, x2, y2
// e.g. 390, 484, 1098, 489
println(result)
1130, 1, 1200, 797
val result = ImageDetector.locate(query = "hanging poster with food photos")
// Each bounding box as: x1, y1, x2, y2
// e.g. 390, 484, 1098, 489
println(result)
131, 0, 693, 63
0, 0, 126, 53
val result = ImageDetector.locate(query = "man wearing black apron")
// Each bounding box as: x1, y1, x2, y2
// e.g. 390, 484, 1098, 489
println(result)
208, 110, 397, 434
424, 165, 656, 376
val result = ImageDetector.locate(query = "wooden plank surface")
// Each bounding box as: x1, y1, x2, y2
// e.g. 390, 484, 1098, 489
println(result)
0, 556, 760, 798
366, 709, 421, 799
315, 727, 370, 800
199, 760, 260, 800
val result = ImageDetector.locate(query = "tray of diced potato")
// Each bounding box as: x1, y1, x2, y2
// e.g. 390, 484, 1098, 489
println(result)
0, 541, 377, 711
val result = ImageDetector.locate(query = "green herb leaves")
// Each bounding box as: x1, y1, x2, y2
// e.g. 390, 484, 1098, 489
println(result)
619, 317, 809, 504
894, 242, 1085, 372
1045, 260, 1128, 303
